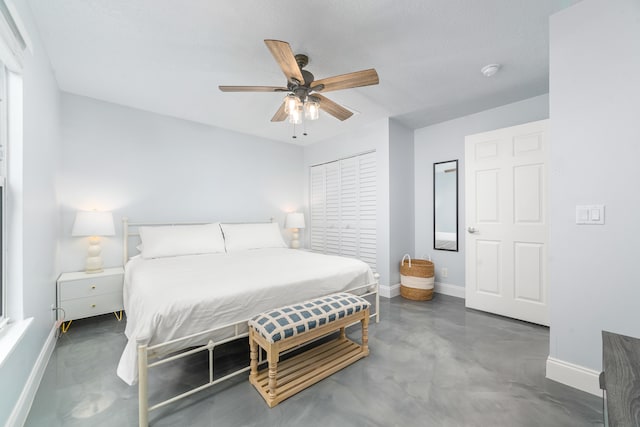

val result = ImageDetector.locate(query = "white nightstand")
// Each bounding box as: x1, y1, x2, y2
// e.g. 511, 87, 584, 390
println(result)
56, 267, 124, 332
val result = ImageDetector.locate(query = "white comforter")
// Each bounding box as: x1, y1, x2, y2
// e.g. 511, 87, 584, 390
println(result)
117, 248, 374, 385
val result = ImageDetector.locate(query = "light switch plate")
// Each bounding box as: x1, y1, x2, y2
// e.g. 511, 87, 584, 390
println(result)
576, 207, 589, 223
576, 205, 605, 225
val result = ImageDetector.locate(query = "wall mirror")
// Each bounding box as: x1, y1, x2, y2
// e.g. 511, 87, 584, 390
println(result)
434, 160, 458, 251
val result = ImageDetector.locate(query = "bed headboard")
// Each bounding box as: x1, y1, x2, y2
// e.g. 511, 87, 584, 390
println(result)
122, 217, 275, 264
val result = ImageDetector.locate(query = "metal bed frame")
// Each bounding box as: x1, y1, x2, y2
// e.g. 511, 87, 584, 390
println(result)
121, 218, 380, 426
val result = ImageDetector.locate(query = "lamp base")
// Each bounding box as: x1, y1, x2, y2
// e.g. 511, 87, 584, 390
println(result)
85, 236, 104, 274
290, 229, 300, 249
85, 256, 104, 274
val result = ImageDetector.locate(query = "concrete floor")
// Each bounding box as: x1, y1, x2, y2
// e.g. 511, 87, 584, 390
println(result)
26, 295, 603, 426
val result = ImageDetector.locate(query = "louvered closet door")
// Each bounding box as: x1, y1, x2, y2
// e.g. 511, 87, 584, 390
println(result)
325, 162, 341, 255
357, 152, 377, 271
310, 166, 326, 252
340, 157, 358, 258
309, 151, 377, 272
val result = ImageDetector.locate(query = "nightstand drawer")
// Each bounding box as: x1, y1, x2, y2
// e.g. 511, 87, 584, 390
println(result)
60, 292, 123, 321
59, 274, 122, 301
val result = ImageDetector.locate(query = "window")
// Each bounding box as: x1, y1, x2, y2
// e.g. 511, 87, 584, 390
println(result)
0, 184, 4, 328
0, 63, 6, 328
309, 151, 377, 272
0, 0, 27, 330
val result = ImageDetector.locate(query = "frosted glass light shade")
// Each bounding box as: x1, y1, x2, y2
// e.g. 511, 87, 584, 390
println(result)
285, 213, 305, 229
304, 98, 319, 120
72, 211, 115, 236
284, 94, 299, 114
288, 106, 302, 124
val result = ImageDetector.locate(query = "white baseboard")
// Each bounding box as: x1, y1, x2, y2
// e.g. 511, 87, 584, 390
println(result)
435, 282, 465, 299
6, 324, 58, 427
545, 356, 601, 396
381, 282, 465, 299
379, 283, 400, 298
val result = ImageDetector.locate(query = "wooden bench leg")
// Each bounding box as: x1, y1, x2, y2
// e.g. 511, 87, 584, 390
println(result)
249, 330, 258, 382
268, 343, 279, 402
362, 309, 370, 356
339, 327, 346, 340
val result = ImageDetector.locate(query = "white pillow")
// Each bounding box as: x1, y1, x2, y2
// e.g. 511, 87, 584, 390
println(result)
139, 223, 225, 259
221, 222, 287, 252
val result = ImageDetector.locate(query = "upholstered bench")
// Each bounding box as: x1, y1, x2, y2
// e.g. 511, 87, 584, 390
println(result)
248, 293, 370, 407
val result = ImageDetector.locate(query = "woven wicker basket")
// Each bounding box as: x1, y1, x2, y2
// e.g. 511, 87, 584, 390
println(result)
400, 254, 434, 301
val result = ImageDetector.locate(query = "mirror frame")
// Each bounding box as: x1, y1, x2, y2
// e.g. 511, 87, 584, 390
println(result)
433, 159, 459, 252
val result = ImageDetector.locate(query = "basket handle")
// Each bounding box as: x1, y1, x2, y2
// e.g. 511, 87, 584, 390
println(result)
401, 254, 412, 268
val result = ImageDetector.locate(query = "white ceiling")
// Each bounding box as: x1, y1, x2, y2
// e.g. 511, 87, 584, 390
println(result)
26, 0, 579, 145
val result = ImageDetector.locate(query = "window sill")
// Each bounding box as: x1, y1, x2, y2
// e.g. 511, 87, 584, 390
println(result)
0, 317, 33, 368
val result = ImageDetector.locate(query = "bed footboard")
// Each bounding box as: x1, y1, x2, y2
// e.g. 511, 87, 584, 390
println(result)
136, 280, 379, 426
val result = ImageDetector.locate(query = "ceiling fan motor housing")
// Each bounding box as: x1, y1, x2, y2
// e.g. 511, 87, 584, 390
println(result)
289, 68, 315, 100
301, 69, 314, 85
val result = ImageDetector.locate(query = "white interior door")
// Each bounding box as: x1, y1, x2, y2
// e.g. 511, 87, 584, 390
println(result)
465, 120, 549, 326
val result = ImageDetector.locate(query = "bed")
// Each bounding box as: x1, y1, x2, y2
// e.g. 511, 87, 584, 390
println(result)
118, 219, 379, 425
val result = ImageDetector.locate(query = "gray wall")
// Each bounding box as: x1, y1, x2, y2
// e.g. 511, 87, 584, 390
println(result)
303, 118, 391, 287
0, 1, 62, 424
59, 93, 305, 272
388, 119, 415, 285
413, 94, 549, 288
549, 0, 640, 370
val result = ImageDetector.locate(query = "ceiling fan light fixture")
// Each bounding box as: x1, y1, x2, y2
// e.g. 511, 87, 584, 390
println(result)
304, 97, 320, 120
284, 94, 299, 114
288, 104, 303, 124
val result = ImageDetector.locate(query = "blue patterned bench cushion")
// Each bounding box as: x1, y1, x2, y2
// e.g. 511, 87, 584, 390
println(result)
249, 293, 370, 343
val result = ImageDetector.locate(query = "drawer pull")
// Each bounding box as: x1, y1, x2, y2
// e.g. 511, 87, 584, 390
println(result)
91, 304, 96, 308
91, 285, 96, 290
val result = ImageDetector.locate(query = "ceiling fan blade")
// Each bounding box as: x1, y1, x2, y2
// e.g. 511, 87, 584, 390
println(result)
218, 86, 288, 92
312, 69, 379, 93
264, 40, 305, 85
314, 94, 354, 121
271, 102, 288, 122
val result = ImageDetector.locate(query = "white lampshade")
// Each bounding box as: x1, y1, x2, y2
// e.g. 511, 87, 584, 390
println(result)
285, 212, 305, 229
72, 211, 115, 237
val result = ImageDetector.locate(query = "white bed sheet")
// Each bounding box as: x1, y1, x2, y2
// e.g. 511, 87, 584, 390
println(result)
117, 248, 374, 385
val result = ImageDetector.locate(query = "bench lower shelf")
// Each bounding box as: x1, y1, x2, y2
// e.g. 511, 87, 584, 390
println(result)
250, 337, 368, 407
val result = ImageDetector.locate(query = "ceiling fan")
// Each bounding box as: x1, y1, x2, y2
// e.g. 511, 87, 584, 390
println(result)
219, 40, 379, 123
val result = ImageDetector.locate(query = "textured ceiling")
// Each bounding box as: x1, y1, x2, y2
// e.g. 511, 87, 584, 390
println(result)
26, 0, 579, 145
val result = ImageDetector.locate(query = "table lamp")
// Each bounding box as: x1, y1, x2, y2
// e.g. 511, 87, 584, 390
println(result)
285, 212, 305, 249
72, 211, 115, 273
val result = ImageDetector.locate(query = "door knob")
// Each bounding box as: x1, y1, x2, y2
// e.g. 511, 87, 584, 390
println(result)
467, 227, 478, 234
